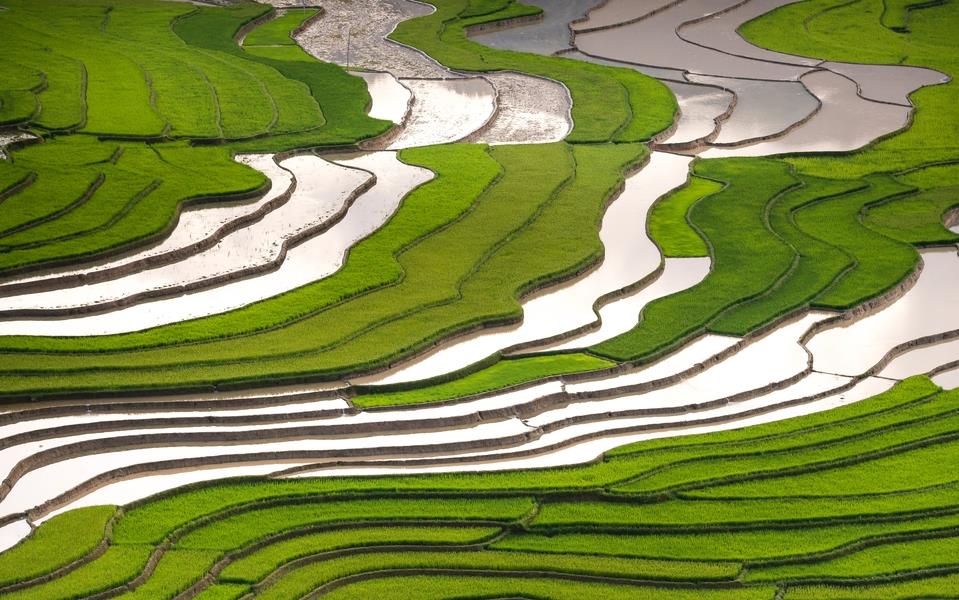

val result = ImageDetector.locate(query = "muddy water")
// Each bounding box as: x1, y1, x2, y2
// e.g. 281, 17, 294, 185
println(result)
294, 0, 446, 78
0, 152, 431, 336
354, 152, 692, 385
661, 81, 734, 145
571, 0, 678, 32
878, 337, 959, 380
471, 0, 601, 55
808, 249, 959, 376
574, 0, 812, 80
539, 257, 712, 352
700, 69, 910, 157
0, 156, 371, 319
387, 78, 496, 149
357, 71, 411, 124
0, 155, 292, 292
565, 49, 690, 82
678, 0, 821, 67
822, 62, 949, 106
558, 50, 735, 147
469, 72, 571, 145
689, 74, 819, 145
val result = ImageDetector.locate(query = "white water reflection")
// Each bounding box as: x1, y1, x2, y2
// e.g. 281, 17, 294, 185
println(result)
0, 152, 430, 335
355, 152, 691, 385
285, 377, 893, 477
677, 0, 820, 67
820, 62, 949, 106
387, 78, 496, 149
357, 71, 412, 124
545, 313, 827, 423
0, 519, 29, 553
0, 419, 531, 519
879, 337, 959, 380
660, 81, 734, 146
40, 463, 311, 522
0, 398, 350, 440
933, 368, 959, 391
808, 250, 959, 377
295, 0, 445, 78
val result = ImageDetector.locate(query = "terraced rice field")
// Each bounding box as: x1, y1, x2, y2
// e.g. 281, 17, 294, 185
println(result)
0, 0, 957, 597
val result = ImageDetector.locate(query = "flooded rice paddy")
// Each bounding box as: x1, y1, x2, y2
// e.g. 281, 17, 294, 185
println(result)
0, 0, 953, 540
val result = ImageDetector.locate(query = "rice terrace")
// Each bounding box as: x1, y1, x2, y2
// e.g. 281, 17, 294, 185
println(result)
1, 0, 959, 597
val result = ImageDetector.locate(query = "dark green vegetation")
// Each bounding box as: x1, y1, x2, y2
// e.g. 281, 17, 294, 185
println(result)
8, 378, 959, 598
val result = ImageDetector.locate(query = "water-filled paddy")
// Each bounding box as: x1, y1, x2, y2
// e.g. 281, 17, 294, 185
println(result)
0, 153, 430, 335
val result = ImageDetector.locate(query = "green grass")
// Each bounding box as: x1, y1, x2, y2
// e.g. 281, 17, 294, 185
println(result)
0, 506, 115, 587
864, 185, 959, 245
114, 549, 220, 600
173, 498, 533, 550
218, 526, 502, 583
2, 544, 152, 600
709, 176, 865, 334
786, 572, 959, 599
747, 533, 959, 582
796, 175, 920, 309
193, 584, 248, 600
494, 509, 959, 560
647, 175, 717, 257
242, 9, 318, 47
256, 550, 741, 600
312, 574, 774, 600
353, 353, 613, 408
